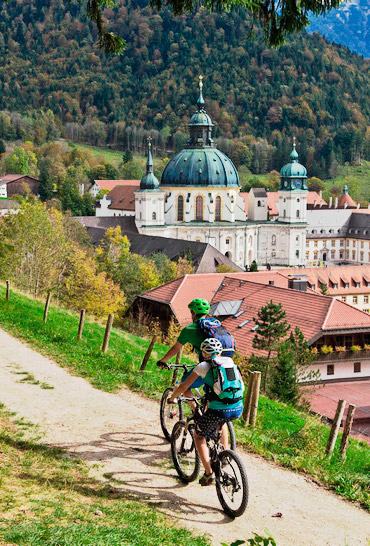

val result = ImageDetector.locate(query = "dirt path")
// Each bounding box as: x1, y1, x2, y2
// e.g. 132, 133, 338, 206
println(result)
0, 328, 369, 546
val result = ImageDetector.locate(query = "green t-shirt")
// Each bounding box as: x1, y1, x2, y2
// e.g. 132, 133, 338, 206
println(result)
177, 322, 205, 357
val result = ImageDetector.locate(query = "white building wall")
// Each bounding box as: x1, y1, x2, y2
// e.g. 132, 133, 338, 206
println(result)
278, 190, 307, 223
135, 190, 165, 228
305, 358, 370, 382
0, 184, 7, 198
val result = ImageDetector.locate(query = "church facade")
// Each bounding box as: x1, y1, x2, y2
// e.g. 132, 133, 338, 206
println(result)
134, 79, 309, 269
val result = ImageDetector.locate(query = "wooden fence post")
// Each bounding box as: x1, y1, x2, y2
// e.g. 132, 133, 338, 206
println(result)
101, 314, 114, 353
249, 371, 261, 427
43, 292, 51, 323
243, 372, 255, 425
140, 334, 157, 371
77, 309, 86, 341
340, 404, 356, 460
326, 399, 346, 456
171, 347, 183, 386
5, 280, 10, 301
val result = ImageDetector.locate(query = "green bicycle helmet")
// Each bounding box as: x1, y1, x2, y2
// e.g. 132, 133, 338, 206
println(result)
188, 298, 210, 316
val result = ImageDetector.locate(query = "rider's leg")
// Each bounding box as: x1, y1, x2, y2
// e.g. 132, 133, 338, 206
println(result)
193, 430, 212, 475
220, 423, 229, 450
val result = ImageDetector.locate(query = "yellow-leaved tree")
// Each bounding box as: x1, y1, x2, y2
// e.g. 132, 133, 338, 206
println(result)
60, 247, 125, 317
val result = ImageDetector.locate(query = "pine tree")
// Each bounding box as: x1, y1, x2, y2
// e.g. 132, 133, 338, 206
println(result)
252, 300, 290, 392
39, 157, 54, 201
271, 341, 299, 404
249, 260, 258, 272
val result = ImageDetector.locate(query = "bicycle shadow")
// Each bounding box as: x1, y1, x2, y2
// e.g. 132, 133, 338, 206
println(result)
56, 430, 233, 525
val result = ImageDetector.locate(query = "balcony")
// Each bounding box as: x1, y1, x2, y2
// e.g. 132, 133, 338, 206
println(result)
314, 349, 370, 363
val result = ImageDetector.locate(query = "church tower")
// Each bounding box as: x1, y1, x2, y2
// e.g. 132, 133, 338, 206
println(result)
278, 139, 308, 223
135, 138, 165, 228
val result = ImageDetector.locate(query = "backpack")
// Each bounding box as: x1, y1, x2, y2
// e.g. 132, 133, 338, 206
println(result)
197, 317, 236, 357
207, 358, 244, 405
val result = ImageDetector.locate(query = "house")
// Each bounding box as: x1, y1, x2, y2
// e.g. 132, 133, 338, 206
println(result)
0, 174, 39, 198
133, 273, 370, 383
95, 183, 140, 217
90, 179, 139, 198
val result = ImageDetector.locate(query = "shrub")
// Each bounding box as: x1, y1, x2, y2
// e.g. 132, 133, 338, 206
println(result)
320, 345, 333, 354
350, 345, 362, 352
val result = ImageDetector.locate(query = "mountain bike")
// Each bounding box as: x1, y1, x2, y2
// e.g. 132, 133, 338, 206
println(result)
159, 363, 236, 450
170, 396, 248, 518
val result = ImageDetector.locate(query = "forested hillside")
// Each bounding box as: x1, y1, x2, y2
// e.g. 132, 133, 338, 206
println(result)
0, 0, 369, 178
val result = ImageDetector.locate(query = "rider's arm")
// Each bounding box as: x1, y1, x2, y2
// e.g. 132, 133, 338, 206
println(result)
159, 341, 183, 364
168, 371, 199, 402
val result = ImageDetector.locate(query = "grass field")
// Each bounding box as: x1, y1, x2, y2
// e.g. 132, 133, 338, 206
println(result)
0, 286, 369, 510
69, 142, 125, 168
322, 161, 370, 203
0, 405, 208, 546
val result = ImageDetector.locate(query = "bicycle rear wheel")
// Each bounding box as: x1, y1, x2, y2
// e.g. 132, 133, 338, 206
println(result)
215, 449, 248, 518
227, 421, 236, 451
160, 387, 183, 441
171, 420, 200, 483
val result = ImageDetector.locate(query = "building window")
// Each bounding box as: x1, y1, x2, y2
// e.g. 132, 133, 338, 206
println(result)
152, 212, 157, 221
354, 362, 361, 373
344, 251, 348, 259
314, 240, 318, 248
331, 240, 336, 247
360, 251, 364, 261
226, 238, 230, 245
331, 250, 335, 259
327, 364, 334, 376
341, 296, 346, 302
257, 200, 261, 207
340, 252, 344, 259
272, 235, 276, 246
296, 235, 299, 243
296, 250, 299, 258
306, 251, 309, 259
296, 210, 300, 218
352, 240, 356, 247
177, 195, 184, 221
364, 296, 369, 304
314, 251, 318, 260
361, 241, 364, 248
352, 251, 356, 260
283, 209, 286, 218
215, 196, 221, 221
196, 195, 203, 221
353, 296, 358, 304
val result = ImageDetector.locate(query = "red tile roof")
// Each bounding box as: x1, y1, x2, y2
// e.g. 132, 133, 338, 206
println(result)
104, 185, 138, 211
338, 192, 357, 208
212, 278, 370, 355
279, 265, 370, 295
94, 179, 140, 192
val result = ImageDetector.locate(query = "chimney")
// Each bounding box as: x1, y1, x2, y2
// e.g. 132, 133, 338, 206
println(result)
344, 203, 348, 209
288, 275, 308, 292
357, 203, 360, 209
329, 196, 333, 208
335, 197, 338, 208
319, 190, 322, 198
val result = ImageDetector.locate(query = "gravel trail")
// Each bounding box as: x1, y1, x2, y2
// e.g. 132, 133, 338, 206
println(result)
0, 328, 369, 546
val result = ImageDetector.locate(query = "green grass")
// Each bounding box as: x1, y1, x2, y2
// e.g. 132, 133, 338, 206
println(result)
69, 142, 126, 168
0, 405, 209, 546
0, 286, 369, 510
322, 161, 370, 203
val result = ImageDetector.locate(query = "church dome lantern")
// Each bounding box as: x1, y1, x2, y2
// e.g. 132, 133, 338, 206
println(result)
161, 76, 239, 188
279, 139, 308, 191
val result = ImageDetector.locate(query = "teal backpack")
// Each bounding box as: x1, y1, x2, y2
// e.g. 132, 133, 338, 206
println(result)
206, 359, 244, 405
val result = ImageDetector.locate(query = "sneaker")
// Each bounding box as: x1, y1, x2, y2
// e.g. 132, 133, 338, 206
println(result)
199, 472, 214, 486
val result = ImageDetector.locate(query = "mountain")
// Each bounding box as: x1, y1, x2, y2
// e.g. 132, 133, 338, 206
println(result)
0, 0, 369, 178
310, 0, 370, 58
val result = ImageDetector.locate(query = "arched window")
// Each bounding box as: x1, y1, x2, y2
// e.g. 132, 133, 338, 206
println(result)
196, 196, 203, 221
257, 200, 261, 207
177, 195, 184, 221
296, 210, 300, 218
272, 235, 276, 246
215, 196, 221, 221
152, 212, 157, 221
283, 210, 286, 218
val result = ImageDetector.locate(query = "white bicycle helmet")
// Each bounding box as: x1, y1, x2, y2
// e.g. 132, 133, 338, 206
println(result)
200, 337, 223, 357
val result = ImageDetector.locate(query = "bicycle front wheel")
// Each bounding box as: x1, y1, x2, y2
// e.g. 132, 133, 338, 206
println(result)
215, 449, 248, 518
171, 420, 200, 483
160, 387, 183, 441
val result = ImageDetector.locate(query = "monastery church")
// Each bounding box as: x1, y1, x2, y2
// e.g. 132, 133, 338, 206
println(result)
103, 78, 309, 269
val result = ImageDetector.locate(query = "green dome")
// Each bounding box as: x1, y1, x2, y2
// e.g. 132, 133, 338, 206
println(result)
161, 147, 239, 187
189, 110, 213, 126
280, 142, 307, 178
